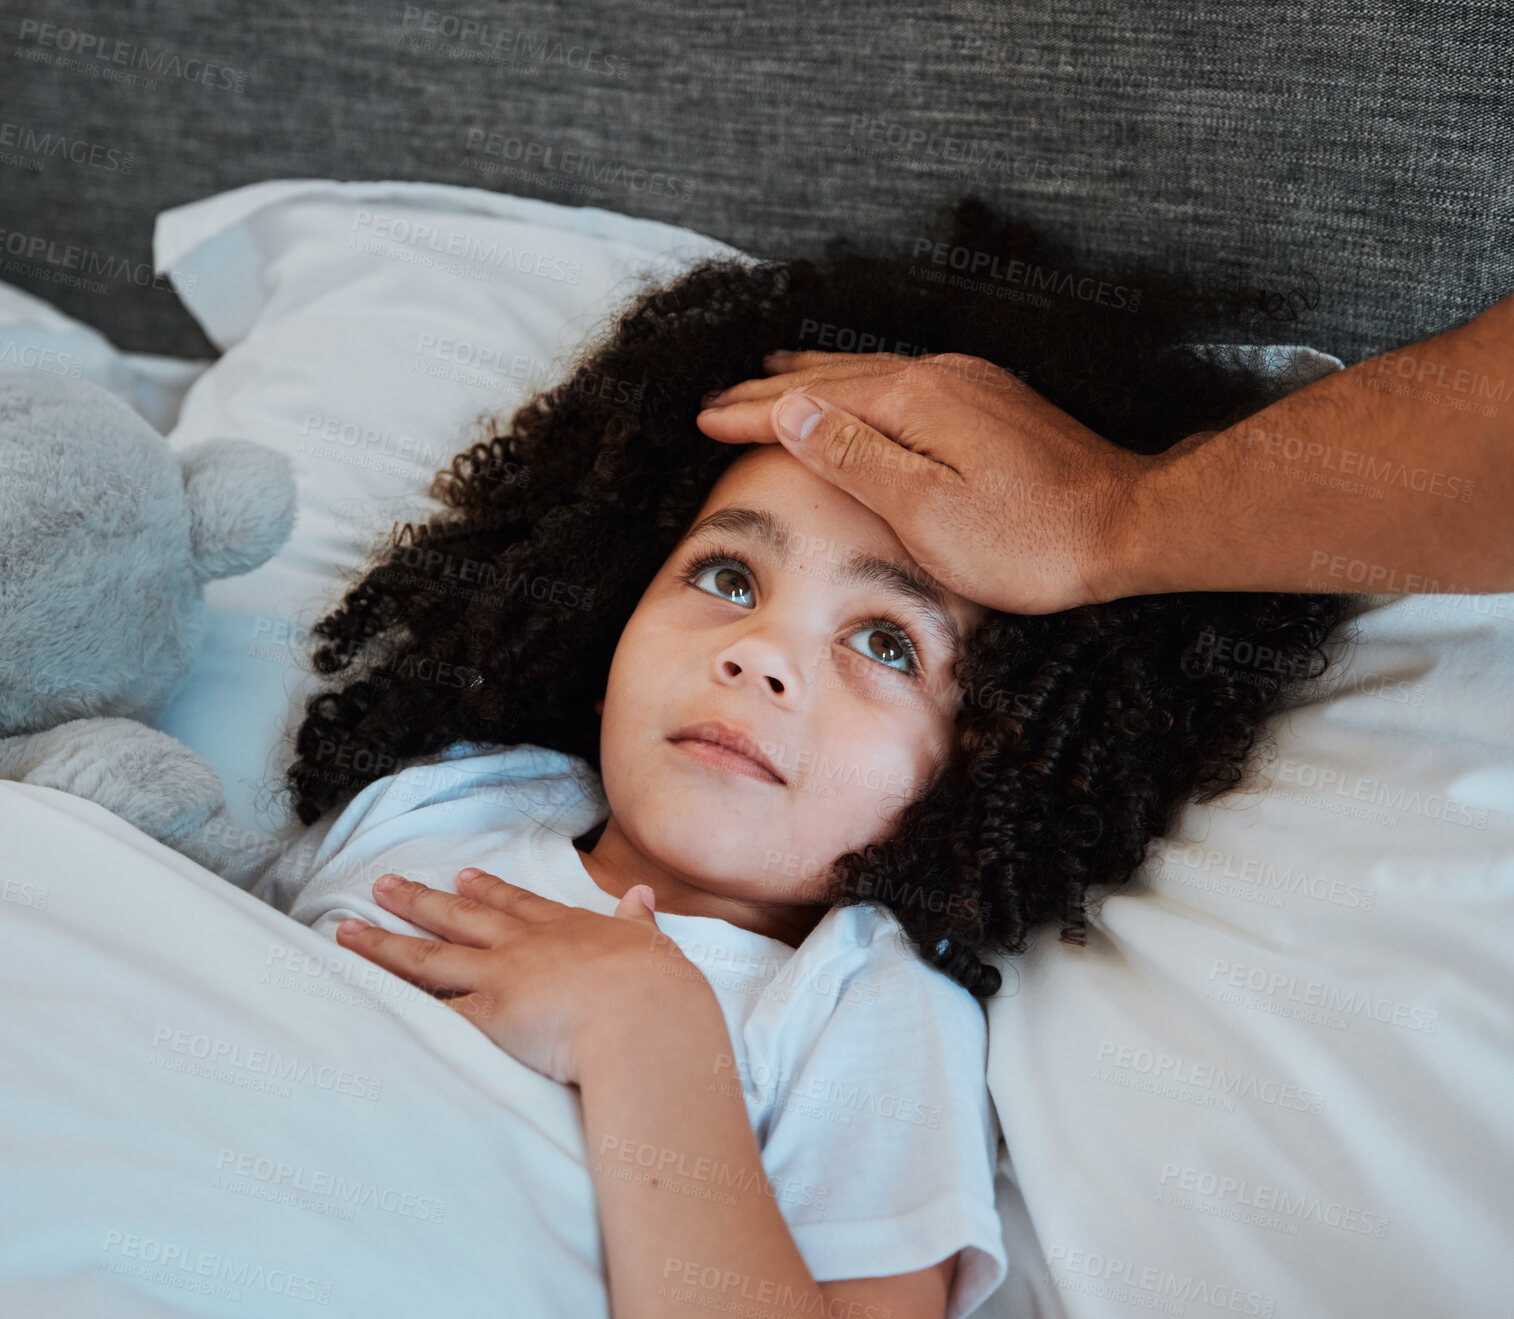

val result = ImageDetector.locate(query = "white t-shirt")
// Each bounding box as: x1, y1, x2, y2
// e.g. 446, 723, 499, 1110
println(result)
248, 741, 1008, 1318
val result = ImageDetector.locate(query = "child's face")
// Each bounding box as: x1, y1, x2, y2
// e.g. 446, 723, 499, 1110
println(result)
598, 444, 988, 911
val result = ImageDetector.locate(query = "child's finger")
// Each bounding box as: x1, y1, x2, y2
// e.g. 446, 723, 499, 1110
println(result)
371, 874, 502, 946
335, 920, 479, 994
455, 868, 562, 921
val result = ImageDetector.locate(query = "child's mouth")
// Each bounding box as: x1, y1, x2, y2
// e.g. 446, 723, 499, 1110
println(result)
668, 736, 786, 785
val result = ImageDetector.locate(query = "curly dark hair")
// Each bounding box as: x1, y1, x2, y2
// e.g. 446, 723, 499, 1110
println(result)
281, 195, 1358, 1000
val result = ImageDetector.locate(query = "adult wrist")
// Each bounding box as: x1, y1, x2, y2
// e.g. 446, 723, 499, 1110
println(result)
1093, 432, 1216, 603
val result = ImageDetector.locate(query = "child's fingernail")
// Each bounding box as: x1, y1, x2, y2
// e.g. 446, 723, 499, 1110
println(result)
338, 919, 368, 935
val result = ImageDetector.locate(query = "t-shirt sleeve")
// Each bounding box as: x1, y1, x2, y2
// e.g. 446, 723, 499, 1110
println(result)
242, 740, 592, 937
750, 924, 1009, 1319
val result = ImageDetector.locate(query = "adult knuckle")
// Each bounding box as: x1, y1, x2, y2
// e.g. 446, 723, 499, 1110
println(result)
826, 421, 871, 473
915, 363, 959, 398
878, 378, 915, 412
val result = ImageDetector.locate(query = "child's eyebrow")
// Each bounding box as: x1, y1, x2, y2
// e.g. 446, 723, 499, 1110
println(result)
680, 506, 965, 656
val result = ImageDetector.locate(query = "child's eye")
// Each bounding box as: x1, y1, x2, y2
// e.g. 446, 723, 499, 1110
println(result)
676, 548, 924, 679
843, 617, 921, 677
684, 557, 755, 607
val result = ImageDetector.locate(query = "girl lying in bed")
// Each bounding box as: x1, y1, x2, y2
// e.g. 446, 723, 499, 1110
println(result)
249, 196, 1352, 1319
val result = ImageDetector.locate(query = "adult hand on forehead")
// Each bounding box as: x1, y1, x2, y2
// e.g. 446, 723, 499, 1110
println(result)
695, 349, 1152, 615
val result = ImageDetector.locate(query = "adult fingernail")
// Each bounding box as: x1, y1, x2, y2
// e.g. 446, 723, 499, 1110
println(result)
775, 394, 821, 440
458, 868, 481, 882
374, 873, 400, 893
338, 919, 368, 935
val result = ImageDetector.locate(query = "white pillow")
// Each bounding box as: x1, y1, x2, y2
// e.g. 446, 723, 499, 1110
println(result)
981, 588, 1514, 1318
148, 179, 745, 849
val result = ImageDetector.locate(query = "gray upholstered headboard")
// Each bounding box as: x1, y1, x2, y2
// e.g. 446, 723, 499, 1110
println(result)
2, 1, 1509, 364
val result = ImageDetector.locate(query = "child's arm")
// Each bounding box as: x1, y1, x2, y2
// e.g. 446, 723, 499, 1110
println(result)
337, 866, 960, 1318
577, 969, 958, 1319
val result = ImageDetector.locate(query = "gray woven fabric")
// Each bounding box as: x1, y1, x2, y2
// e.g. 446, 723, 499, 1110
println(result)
0, 0, 1508, 363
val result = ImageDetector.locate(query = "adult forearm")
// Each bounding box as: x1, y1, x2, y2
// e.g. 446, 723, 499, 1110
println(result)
1114, 293, 1514, 598
577, 974, 821, 1319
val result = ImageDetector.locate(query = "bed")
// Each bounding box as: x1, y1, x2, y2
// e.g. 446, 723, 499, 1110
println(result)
3, 5, 1511, 1317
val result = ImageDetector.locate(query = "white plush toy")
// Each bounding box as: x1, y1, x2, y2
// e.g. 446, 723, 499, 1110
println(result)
0, 371, 296, 875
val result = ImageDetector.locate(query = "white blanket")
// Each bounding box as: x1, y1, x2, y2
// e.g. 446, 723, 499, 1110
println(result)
0, 781, 608, 1317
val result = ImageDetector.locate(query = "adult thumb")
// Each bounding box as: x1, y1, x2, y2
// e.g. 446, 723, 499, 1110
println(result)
613, 884, 659, 924
771, 393, 911, 511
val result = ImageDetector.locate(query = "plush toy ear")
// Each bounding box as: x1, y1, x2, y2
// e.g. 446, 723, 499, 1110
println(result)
178, 438, 297, 582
